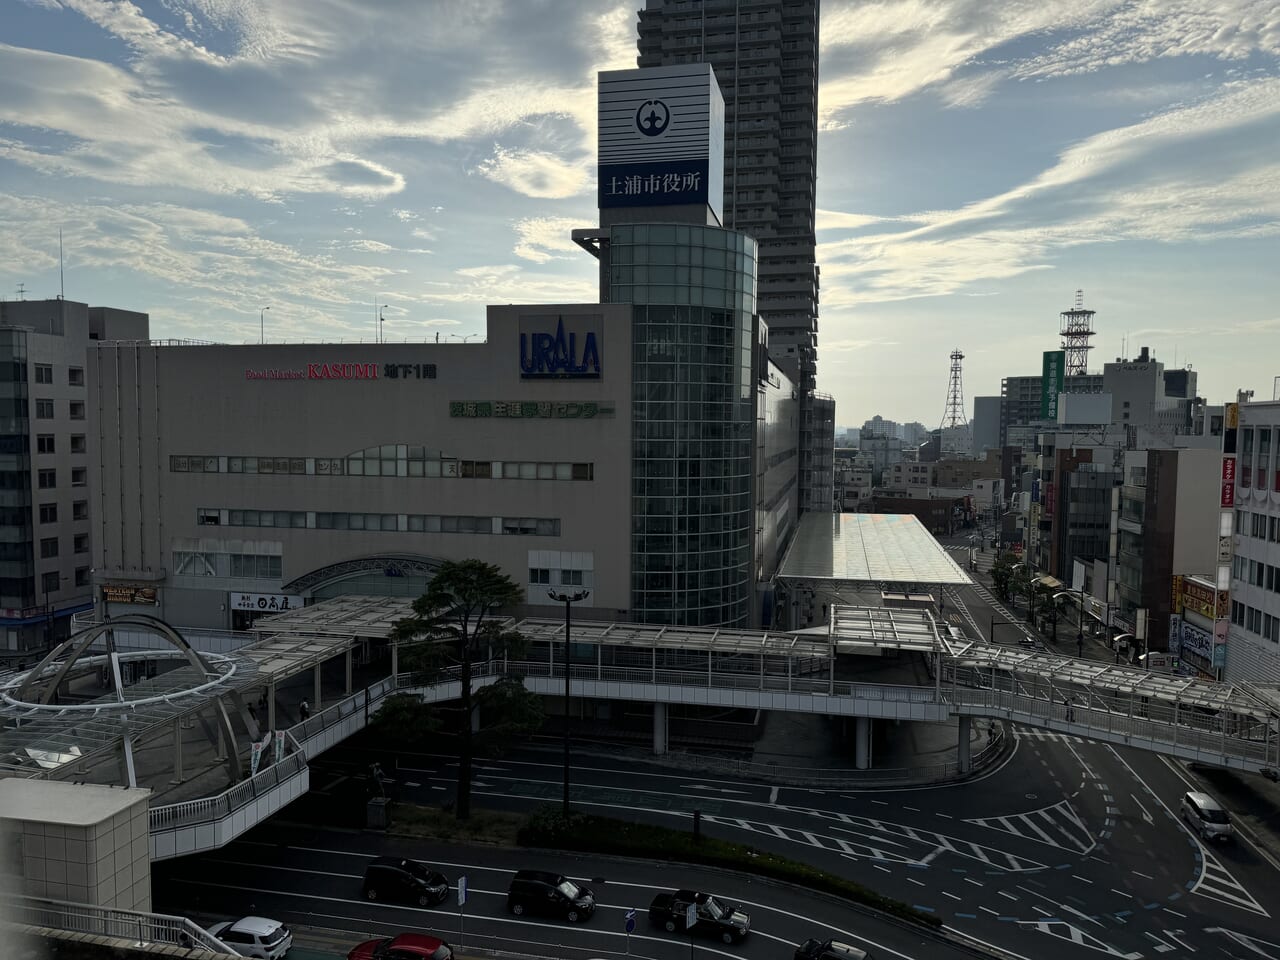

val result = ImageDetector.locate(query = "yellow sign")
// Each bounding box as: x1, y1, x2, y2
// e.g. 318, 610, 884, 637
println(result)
1226, 403, 1239, 430
103, 585, 158, 605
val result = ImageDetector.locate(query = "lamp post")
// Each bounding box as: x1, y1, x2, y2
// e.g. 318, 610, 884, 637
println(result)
42, 574, 67, 654
1077, 582, 1086, 657
259, 305, 270, 344
549, 588, 589, 818
378, 304, 388, 343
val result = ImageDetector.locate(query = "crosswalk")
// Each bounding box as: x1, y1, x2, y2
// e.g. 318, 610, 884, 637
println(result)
1014, 727, 1090, 744
964, 797, 1094, 854
1194, 844, 1270, 916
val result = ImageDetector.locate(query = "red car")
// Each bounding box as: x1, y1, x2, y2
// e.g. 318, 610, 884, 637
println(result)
346, 933, 453, 960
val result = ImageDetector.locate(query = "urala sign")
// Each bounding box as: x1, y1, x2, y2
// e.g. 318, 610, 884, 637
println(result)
519, 315, 602, 380
597, 63, 725, 221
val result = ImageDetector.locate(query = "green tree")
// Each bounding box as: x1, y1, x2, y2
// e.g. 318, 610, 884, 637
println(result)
990, 552, 1020, 602
390, 559, 541, 820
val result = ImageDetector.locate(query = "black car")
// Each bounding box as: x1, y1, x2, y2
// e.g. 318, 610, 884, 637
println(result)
506, 870, 595, 923
362, 857, 449, 907
648, 889, 750, 943
795, 938, 872, 960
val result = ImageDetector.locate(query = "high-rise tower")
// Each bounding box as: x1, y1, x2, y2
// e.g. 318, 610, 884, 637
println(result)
1060, 289, 1095, 379
942, 348, 967, 429
637, 0, 831, 513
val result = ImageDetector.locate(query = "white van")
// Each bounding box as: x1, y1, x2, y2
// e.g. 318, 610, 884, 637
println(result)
1180, 791, 1232, 841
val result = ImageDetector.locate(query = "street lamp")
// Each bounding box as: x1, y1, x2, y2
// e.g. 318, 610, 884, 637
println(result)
378, 304, 388, 343
549, 587, 589, 818
259, 305, 270, 344
42, 574, 68, 654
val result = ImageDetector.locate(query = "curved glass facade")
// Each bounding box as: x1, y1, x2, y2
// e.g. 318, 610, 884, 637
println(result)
611, 223, 757, 627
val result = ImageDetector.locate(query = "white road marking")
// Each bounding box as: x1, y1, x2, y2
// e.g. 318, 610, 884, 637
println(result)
769, 786, 779, 804
942, 891, 962, 901
1131, 870, 1153, 880
1129, 792, 1154, 825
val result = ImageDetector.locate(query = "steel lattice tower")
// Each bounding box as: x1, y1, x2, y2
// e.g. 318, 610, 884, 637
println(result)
942, 348, 967, 428
1060, 289, 1096, 378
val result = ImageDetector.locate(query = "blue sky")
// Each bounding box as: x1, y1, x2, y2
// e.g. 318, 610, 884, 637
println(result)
1, 0, 1277, 426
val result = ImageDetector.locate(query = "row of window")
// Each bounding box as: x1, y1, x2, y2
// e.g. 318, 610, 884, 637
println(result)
528, 568, 585, 586
37, 468, 87, 489
1234, 555, 1280, 594
1239, 426, 1279, 491
34, 400, 86, 420
36, 434, 87, 454
1231, 600, 1280, 643
196, 508, 562, 537
174, 551, 284, 580
39, 502, 88, 524
171, 455, 594, 480
33, 364, 84, 386
40, 536, 90, 562
1235, 510, 1280, 542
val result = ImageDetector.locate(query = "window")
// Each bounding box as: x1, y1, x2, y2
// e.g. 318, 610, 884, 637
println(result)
75, 567, 90, 587
72, 500, 87, 521
70, 435, 86, 454
71, 468, 86, 486
69, 401, 85, 420
68, 367, 84, 387
560, 569, 584, 586
39, 537, 58, 559
529, 568, 551, 584
34, 364, 53, 384
37, 469, 55, 489
35, 399, 54, 419
36, 435, 54, 454
74, 533, 88, 553
197, 508, 221, 526
41, 571, 60, 593
38, 503, 57, 524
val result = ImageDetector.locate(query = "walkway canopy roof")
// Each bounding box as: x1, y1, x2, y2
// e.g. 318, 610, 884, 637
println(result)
777, 513, 972, 588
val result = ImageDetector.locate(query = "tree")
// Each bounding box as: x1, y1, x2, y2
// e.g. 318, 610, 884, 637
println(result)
390, 559, 541, 820
990, 552, 1020, 602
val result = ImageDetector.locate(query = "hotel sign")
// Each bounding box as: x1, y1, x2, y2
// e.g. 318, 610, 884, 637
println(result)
103, 584, 157, 605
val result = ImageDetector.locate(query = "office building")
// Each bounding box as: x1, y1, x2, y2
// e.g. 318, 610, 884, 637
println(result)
0, 299, 148, 664
1226, 399, 1280, 683
972, 396, 1001, 455
637, 0, 831, 513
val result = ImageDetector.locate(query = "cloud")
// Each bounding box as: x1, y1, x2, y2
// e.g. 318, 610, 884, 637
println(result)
512, 217, 582, 262
429, 263, 596, 305
476, 147, 590, 199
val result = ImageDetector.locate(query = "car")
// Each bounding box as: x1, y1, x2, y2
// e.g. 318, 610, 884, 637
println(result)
346, 933, 453, 960
648, 889, 750, 943
507, 869, 596, 922
207, 916, 292, 959
794, 938, 873, 960
1181, 790, 1233, 841
362, 856, 450, 906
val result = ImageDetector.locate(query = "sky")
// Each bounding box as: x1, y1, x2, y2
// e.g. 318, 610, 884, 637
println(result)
0, 0, 1277, 427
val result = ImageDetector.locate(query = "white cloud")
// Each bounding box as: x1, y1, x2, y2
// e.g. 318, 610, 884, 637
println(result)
512, 217, 583, 262
476, 147, 590, 200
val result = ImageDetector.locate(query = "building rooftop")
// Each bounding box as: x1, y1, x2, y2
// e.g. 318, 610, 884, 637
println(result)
777, 513, 973, 586
0, 778, 148, 825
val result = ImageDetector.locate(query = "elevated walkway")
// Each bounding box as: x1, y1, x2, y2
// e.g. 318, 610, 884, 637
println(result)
4, 602, 1278, 860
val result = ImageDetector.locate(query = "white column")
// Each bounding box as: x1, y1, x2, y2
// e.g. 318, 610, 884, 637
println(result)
313, 663, 323, 711
854, 716, 871, 770
171, 716, 183, 784
345, 648, 353, 696
653, 703, 668, 756
958, 716, 972, 774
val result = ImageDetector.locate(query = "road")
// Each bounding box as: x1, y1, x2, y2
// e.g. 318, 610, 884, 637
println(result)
152, 827, 980, 960
288, 733, 1280, 960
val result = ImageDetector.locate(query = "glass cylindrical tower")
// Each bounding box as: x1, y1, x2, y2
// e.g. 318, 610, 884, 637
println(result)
610, 223, 757, 627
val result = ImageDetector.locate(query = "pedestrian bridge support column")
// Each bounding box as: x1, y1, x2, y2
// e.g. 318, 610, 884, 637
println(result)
958, 716, 972, 774
854, 717, 871, 770
653, 703, 668, 756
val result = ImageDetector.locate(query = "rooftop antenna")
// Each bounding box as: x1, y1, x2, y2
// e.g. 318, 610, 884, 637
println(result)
16, 282, 26, 301
1059, 288, 1095, 377
59, 229, 65, 300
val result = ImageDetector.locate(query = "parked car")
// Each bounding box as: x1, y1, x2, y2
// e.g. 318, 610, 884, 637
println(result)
507, 869, 596, 922
362, 856, 450, 906
207, 916, 292, 959
346, 933, 453, 960
648, 889, 750, 943
794, 938, 873, 960
1181, 791, 1233, 841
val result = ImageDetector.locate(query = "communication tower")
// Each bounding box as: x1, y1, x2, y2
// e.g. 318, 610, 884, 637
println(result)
942, 348, 967, 429
1060, 289, 1095, 378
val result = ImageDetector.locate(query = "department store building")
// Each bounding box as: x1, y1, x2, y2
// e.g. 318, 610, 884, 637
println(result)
90, 65, 805, 631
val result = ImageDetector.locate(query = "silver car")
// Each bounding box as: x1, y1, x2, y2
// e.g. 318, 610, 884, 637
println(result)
1181, 791, 1232, 841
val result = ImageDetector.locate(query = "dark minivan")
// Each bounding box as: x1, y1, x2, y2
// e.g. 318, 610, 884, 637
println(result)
362, 857, 450, 907
507, 870, 596, 923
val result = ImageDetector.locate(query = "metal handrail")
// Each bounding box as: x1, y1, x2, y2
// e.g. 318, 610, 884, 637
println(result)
6, 894, 234, 953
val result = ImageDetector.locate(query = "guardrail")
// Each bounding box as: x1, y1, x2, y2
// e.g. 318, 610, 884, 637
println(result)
149, 730, 306, 832
290, 675, 398, 745
6, 894, 234, 953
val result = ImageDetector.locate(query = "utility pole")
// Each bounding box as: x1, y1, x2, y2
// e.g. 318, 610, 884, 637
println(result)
549, 588, 589, 818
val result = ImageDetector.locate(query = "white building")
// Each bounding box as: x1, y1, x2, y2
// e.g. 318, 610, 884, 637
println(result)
1226, 399, 1280, 683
